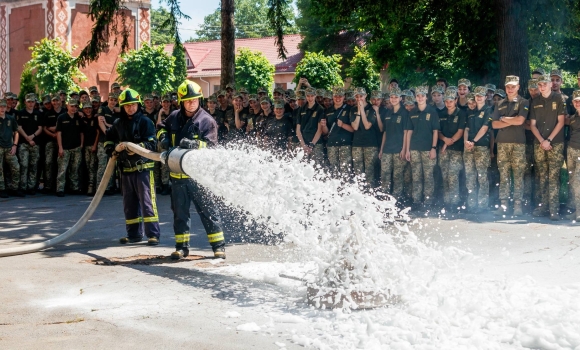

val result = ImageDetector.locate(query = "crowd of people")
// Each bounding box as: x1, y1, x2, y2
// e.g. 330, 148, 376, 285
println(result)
1, 67, 579, 224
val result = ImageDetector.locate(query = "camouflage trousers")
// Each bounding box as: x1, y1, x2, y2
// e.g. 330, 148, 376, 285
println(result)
534, 143, 564, 215
439, 149, 464, 205
310, 144, 325, 165
155, 142, 169, 186
497, 143, 526, 202
524, 143, 536, 206
97, 142, 114, 190
18, 143, 39, 191
566, 146, 580, 211
327, 145, 352, 177
464, 146, 490, 209
44, 142, 57, 190
0, 147, 20, 190
352, 147, 379, 187
84, 146, 98, 187
410, 150, 437, 204
57, 146, 82, 192
380, 152, 407, 198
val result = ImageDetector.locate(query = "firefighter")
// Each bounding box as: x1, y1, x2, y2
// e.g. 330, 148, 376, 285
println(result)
158, 80, 226, 260
104, 89, 161, 245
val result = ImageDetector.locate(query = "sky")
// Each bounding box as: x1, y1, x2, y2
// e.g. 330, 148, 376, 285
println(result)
150, 0, 221, 40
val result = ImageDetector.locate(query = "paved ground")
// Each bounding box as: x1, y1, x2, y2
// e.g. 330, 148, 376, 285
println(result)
0, 192, 578, 349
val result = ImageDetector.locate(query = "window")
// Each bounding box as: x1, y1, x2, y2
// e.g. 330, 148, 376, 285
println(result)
186, 58, 191, 67
275, 83, 287, 89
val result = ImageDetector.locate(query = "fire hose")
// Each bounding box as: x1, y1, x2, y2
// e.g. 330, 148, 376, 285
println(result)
0, 143, 191, 258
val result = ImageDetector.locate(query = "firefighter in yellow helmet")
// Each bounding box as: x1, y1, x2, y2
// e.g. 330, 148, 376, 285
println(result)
103, 88, 161, 245
157, 81, 226, 259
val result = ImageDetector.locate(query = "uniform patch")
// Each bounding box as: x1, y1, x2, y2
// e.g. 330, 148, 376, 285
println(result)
534, 105, 543, 108
426, 113, 431, 121
7, 121, 10, 126
341, 111, 346, 117
396, 116, 401, 123
312, 112, 317, 118
440, 117, 447, 121
552, 102, 557, 110
34, 115, 37, 121
478, 112, 484, 118
411, 115, 418, 119
514, 103, 519, 110
453, 116, 458, 123
498, 106, 507, 110
98, 108, 102, 114
524, 106, 529, 111
76, 121, 79, 126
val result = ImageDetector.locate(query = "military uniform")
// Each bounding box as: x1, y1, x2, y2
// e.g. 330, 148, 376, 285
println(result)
492, 78, 530, 215
264, 110, 293, 152
104, 89, 160, 244
96, 104, 119, 192
0, 102, 20, 196
82, 109, 100, 194
406, 89, 439, 206
16, 101, 42, 193
380, 90, 409, 198
42, 99, 61, 192
530, 82, 566, 219
56, 106, 83, 195
159, 81, 225, 259
438, 94, 466, 208
297, 91, 325, 164
464, 105, 492, 211
156, 101, 172, 192
325, 89, 353, 177
566, 92, 580, 220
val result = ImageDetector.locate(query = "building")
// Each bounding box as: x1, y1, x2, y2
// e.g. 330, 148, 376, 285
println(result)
165, 34, 304, 97
0, 0, 151, 96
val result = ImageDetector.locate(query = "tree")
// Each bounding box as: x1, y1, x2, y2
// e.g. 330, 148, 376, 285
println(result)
171, 43, 187, 90
151, 7, 175, 46
194, 0, 297, 42
27, 38, 86, 95
346, 46, 380, 94
116, 44, 175, 94
293, 51, 343, 89
221, 0, 236, 89
235, 48, 275, 93
18, 64, 38, 107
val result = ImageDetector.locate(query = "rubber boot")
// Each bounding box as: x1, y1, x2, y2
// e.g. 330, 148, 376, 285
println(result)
213, 245, 226, 259
171, 248, 189, 260
494, 200, 508, 216
512, 201, 523, 216
532, 206, 549, 217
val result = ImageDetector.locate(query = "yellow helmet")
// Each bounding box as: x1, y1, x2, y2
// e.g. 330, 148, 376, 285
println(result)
118, 88, 141, 106
177, 80, 203, 103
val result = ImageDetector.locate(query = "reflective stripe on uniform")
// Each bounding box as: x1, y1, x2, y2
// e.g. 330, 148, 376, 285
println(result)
170, 172, 190, 179
126, 217, 142, 225
207, 232, 224, 243
148, 170, 159, 220
143, 216, 159, 223
103, 141, 115, 147
172, 134, 175, 147
156, 128, 167, 140
122, 162, 155, 172
175, 233, 190, 243
198, 140, 207, 149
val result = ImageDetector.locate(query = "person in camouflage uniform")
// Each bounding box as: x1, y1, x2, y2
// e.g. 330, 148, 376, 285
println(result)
530, 74, 567, 220
491, 76, 530, 216
0, 98, 21, 198
463, 90, 493, 213
16, 93, 43, 194
42, 95, 63, 193
155, 94, 172, 195
438, 88, 466, 211
526, 79, 540, 209
296, 87, 325, 164
565, 89, 580, 221
82, 102, 100, 195
322, 87, 353, 177
97, 93, 119, 194
56, 99, 84, 196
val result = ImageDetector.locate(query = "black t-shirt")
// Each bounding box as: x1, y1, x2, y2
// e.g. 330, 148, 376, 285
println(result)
16, 109, 42, 145
406, 105, 440, 151
298, 103, 324, 144
143, 108, 158, 125
349, 104, 380, 148
466, 106, 492, 147
56, 112, 83, 150
529, 92, 566, 144
97, 106, 119, 143
82, 116, 99, 147
438, 107, 467, 151
43, 107, 61, 143
382, 106, 409, 154
326, 103, 352, 147
569, 112, 580, 150
0, 115, 18, 148
291, 107, 301, 143
492, 95, 529, 144
264, 114, 293, 150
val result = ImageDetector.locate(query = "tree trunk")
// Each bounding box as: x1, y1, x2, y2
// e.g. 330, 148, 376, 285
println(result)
221, 0, 235, 89
495, 0, 530, 95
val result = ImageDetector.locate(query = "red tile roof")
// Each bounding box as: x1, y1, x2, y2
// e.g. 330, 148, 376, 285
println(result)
164, 34, 303, 78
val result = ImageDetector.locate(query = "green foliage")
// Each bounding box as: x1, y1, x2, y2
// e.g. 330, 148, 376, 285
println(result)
346, 47, 380, 94
27, 38, 86, 95
151, 7, 175, 46
293, 52, 343, 89
193, 0, 297, 42
171, 43, 188, 90
18, 64, 38, 107
235, 48, 275, 93
116, 44, 176, 94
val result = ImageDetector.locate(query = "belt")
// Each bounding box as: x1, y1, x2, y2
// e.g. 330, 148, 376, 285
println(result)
170, 172, 190, 179
122, 162, 155, 173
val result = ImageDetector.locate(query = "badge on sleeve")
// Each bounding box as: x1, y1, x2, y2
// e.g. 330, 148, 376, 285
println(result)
426, 113, 431, 121
552, 102, 557, 110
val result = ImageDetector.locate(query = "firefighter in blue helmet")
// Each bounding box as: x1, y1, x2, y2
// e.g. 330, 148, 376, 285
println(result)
158, 80, 226, 259
104, 88, 161, 245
